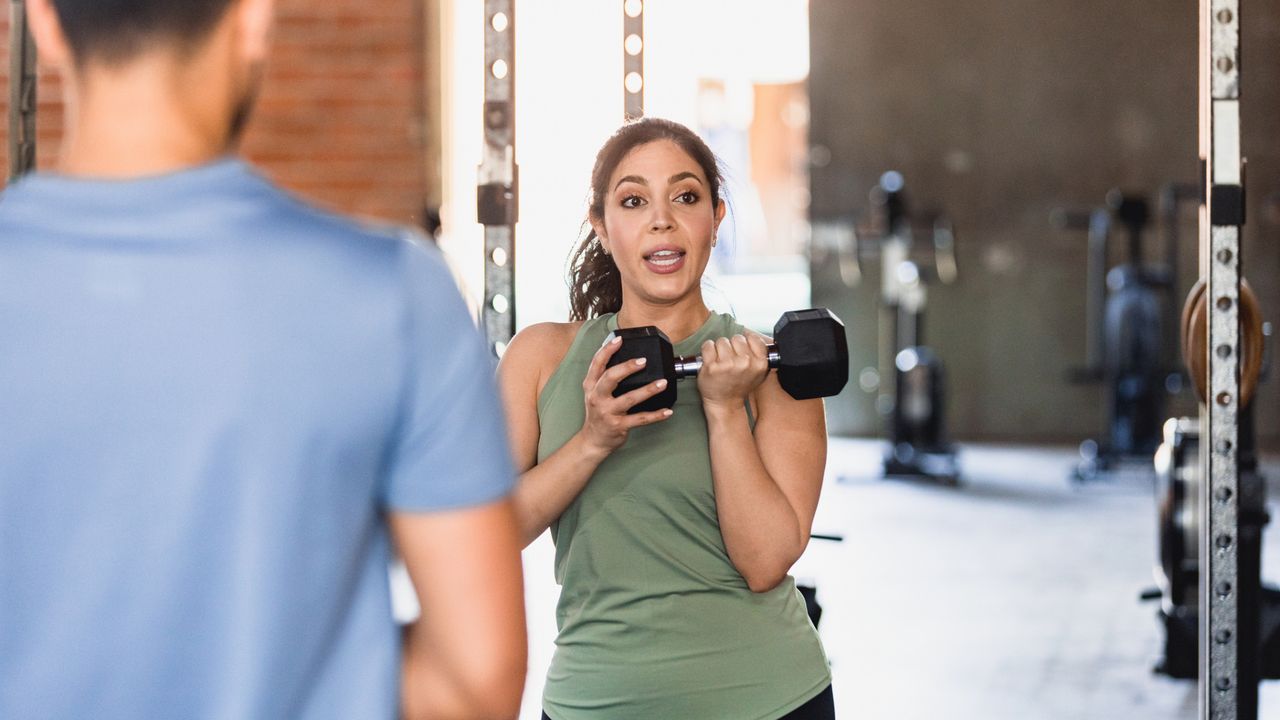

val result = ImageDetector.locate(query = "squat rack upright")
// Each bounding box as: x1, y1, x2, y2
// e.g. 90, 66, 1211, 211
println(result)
8, 0, 37, 179
1198, 0, 1248, 716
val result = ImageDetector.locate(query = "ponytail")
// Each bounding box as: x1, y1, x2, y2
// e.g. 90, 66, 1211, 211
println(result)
567, 229, 622, 321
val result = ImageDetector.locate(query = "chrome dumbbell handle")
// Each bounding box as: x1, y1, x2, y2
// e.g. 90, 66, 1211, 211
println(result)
672, 346, 783, 379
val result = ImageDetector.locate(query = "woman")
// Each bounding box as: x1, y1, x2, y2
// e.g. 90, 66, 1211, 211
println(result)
498, 118, 833, 720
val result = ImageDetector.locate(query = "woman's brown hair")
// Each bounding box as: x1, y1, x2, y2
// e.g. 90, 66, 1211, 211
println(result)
567, 118, 725, 321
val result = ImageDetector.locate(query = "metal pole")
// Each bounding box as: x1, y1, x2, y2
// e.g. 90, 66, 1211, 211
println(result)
623, 0, 643, 120
478, 0, 517, 357
8, 0, 38, 179
1161, 182, 1201, 379
1085, 209, 1111, 373
1199, 0, 1245, 716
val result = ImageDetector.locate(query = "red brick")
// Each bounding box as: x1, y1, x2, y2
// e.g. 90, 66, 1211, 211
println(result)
0, 0, 427, 225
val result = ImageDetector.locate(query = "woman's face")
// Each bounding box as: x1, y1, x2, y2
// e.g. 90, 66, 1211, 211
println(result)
593, 139, 725, 309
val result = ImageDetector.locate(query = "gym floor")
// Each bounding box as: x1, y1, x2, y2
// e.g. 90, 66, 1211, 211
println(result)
519, 439, 1280, 719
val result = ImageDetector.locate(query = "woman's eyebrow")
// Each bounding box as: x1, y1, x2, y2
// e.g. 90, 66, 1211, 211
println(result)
613, 171, 704, 191
614, 175, 647, 190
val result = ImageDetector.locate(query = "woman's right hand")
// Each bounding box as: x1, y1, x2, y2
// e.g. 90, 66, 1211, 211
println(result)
579, 335, 674, 457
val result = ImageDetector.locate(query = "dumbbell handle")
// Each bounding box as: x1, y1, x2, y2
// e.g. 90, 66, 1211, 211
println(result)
673, 345, 783, 378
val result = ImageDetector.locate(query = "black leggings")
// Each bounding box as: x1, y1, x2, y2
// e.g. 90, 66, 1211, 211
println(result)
541, 684, 835, 720
779, 685, 835, 719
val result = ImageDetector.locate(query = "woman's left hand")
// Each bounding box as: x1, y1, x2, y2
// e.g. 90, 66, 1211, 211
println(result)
697, 333, 771, 412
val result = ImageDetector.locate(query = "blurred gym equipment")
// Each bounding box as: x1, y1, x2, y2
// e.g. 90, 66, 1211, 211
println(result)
1053, 190, 1180, 481
840, 171, 960, 485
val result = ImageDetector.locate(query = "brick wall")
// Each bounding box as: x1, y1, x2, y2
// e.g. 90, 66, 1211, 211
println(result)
0, 0, 427, 226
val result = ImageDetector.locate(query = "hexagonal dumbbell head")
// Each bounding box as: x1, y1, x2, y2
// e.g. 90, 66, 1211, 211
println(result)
772, 309, 849, 400
605, 326, 679, 412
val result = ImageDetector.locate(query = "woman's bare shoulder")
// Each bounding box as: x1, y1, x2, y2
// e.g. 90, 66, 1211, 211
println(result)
499, 320, 586, 391
508, 321, 583, 358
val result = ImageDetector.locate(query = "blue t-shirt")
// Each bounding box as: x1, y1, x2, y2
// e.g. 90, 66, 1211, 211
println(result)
0, 159, 514, 719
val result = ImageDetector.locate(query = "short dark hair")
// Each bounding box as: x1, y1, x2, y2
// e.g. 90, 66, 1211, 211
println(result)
51, 0, 238, 64
567, 118, 725, 321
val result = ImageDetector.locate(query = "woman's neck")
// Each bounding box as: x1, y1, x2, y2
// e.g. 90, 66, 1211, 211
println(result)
615, 294, 713, 346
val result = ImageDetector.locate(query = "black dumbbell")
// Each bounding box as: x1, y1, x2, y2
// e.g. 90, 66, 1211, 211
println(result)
605, 308, 849, 413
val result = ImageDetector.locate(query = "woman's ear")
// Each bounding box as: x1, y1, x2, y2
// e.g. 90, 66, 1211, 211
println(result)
713, 198, 727, 232
589, 216, 610, 255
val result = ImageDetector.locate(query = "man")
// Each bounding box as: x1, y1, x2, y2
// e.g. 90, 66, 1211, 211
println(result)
0, 1, 526, 718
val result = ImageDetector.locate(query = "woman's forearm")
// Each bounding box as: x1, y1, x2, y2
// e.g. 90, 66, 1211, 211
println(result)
704, 403, 806, 592
511, 432, 609, 547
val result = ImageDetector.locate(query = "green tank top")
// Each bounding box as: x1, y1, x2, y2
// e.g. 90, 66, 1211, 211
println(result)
537, 312, 830, 720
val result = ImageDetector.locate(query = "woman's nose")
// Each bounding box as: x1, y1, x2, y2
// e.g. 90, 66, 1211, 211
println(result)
649, 204, 675, 232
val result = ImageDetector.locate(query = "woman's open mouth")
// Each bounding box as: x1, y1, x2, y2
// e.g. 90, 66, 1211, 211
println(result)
644, 249, 686, 274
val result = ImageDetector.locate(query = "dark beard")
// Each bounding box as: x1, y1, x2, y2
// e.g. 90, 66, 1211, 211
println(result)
226, 61, 264, 149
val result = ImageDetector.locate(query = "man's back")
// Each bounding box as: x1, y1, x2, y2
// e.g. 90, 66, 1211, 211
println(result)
0, 159, 513, 718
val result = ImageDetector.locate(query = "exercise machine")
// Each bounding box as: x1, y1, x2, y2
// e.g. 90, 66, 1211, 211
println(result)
842, 171, 960, 485
1054, 190, 1181, 481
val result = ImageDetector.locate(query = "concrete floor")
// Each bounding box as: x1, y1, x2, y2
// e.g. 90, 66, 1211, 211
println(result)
518, 439, 1280, 719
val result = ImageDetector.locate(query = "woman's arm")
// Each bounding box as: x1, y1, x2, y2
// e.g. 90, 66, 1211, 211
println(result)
697, 334, 827, 592
497, 324, 672, 547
